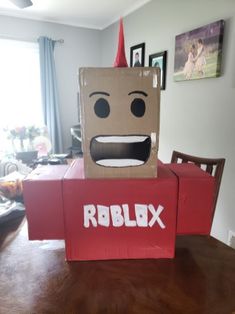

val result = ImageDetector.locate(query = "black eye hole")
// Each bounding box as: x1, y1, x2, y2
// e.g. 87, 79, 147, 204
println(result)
94, 98, 110, 118
131, 98, 146, 117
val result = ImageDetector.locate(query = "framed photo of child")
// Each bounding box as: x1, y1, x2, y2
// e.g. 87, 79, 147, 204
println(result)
149, 51, 167, 90
130, 43, 145, 67
173, 20, 224, 82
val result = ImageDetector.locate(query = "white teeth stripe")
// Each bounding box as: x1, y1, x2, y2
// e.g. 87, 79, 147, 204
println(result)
96, 159, 144, 167
96, 136, 148, 143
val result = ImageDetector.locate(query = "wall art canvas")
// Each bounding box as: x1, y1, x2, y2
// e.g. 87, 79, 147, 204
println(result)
174, 20, 224, 81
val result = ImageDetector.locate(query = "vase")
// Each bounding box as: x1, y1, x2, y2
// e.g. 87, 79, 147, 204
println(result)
15, 151, 38, 165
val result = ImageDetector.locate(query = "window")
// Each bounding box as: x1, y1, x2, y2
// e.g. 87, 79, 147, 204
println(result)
0, 38, 43, 153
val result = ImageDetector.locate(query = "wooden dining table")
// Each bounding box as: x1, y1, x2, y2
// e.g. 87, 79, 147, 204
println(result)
0, 216, 235, 314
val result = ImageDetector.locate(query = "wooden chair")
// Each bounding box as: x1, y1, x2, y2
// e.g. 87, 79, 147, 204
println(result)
171, 150, 225, 220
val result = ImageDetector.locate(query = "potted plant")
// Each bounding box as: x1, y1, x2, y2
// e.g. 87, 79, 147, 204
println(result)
4, 126, 46, 164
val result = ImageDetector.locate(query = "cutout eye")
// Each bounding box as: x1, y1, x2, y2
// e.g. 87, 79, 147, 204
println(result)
94, 98, 110, 118
131, 98, 146, 117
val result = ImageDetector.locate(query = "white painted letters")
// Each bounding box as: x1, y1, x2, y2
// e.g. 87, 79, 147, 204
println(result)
83, 203, 166, 229
123, 204, 137, 227
135, 204, 148, 227
97, 205, 109, 227
84, 204, 97, 228
148, 204, 165, 229
110, 205, 124, 227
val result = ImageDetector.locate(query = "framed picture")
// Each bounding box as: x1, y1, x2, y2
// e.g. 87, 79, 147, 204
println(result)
149, 51, 167, 90
174, 19, 224, 82
130, 43, 145, 67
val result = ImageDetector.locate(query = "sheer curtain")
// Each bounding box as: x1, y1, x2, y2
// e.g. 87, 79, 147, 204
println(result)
0, 38, 43, 154
38, 36, 63, 154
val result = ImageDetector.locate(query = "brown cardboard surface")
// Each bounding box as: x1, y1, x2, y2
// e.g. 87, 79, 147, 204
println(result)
79, 67, 160, 178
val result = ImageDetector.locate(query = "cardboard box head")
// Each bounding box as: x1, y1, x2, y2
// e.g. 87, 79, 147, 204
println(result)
79, 67, 160, 178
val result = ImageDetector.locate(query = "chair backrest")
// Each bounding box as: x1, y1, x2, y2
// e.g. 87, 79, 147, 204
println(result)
171, 150, 225, 220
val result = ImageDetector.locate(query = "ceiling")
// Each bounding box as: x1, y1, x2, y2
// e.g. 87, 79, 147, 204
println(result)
0, 0, 151, 30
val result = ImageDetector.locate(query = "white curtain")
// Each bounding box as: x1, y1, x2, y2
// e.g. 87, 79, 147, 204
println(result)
0, 38, 43, 155
0, 38, 43, 127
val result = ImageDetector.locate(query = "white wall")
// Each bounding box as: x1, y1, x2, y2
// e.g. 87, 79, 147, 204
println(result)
0, 15, 101, 151
101, 0, 235, 244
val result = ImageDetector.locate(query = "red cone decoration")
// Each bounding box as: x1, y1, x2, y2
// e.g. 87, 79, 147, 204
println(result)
113, 18, 128, 67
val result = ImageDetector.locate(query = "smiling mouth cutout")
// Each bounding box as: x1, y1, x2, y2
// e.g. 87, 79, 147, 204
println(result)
90, 135, 151, 167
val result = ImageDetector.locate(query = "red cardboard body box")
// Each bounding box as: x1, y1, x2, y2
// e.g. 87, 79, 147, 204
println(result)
63, 160, 178, 260
23, 160, 215, 261
23, 165, 69, 240
166, 163, 215, 235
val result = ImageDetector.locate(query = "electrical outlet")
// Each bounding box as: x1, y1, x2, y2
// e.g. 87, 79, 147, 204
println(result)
228, 230, 235, 249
